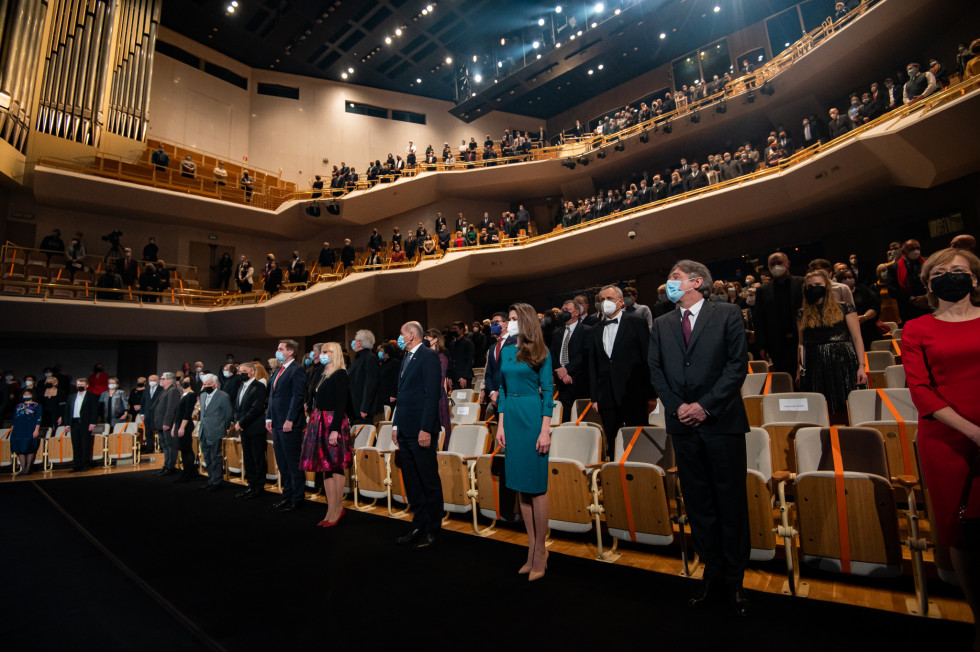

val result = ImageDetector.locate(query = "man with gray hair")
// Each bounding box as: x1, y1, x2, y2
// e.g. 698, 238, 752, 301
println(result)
648, 259, 750, 616
551, 298, 591, 420
349, 329, 380, 424
153, 372, 182, 476
197, 373, 233, 491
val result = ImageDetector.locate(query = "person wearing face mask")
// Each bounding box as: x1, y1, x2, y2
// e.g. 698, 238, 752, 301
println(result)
827, 107, 851, 140
190, 361, 205, 396
796, 270, 867, 422
196, 373, 233, 491
236, 256, 254, 293
87, 363, 110, 397
140, 374, 160, 454
448, 321, 475, 390
903, 62, 937, 105
40, 375, 66, 433
423, 330, 453, 441
588, 284, 655, 460
267, 339, 309, 511
174, 377, 199, 483
835, 268, 880, 351
550, 299, 591, 420
753, 251, 805, 374
653, 284, 674, 319
99, 377, 129, 431
622, 286, 653, 331
300, 342, 354, 526
902, 248, 980, 647
648, 259, 751, 616
220, 362, 241, 395
376, 341, 403, 417
58, 379, 99, 472
800, 116, 821, 148
304, 343, 325, 414
11, 388, 43, 476
348, 330, 381, 425
886, 239, 930, 322
391, 321, 444, 549
231, 363, 268, 494
153, 373, 182, 476
483, 313, 514, 408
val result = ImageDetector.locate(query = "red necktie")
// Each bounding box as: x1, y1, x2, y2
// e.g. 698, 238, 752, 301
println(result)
682, 310, 692, 346
272, 366, 284, 391
495, 339, 503, 361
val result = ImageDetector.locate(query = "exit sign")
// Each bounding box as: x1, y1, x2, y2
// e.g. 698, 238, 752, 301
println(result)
208, 234, 218, 240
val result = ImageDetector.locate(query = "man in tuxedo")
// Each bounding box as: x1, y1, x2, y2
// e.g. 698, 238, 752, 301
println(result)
198, 374, 233, 491
234, 363, 268, 498
267, 339, 308, 510
648, 259, 750, 617
141, 374, 160, 454
753, 251, 804, 374
391, 322, 444, 549
60, 378, 99, 472
153, 373, 182, 476
589, 284, 654, 459
349, 330, 380, 424
551, 299, 591, 421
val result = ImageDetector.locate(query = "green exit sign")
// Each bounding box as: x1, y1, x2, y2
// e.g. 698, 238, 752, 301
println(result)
208, 234, 218, 241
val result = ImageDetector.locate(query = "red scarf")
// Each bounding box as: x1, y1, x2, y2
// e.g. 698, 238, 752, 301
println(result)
895, 255, 924, 294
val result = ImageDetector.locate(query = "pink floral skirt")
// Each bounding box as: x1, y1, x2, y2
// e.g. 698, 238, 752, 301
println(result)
300, 410, 353, 474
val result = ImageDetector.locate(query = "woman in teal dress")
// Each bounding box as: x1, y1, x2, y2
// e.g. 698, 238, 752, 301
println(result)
11, 388, 43, 476
495, 303, 554, 581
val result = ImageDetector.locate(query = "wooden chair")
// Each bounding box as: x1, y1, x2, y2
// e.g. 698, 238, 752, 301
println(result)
352, 423, 398, 512
598, 426, 692, 568
91, 424, 109, 468
742, 371, 794, 427
567, 399, 606, 455
265, 439, 280, 489
45, 426, 73, 470
847, 388, 919, 496
343, 424, 376, 497
106, 422, 138, 466
748, 360, 770, 374
0, 428, 11, 473
546, 424, 603, 539
222, 434, 244, 481
745, 427, 777, 562
389, 429, 445, 512
884, 365, 906, 388
437, 424, 491, 522
761, 392, 829, 475
450, 389, 477, 403
865, 350, 896, 388
450, 402, 480, 424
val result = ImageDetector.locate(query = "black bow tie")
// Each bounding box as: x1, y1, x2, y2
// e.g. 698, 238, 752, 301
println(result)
603, 318, 619, 326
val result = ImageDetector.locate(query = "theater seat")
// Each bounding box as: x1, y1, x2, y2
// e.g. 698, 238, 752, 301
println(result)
343, 424, 376, 497
437, 424, 491, 519
450, 402, 480, 424
884, 365, 906, 388
546, 425, 603, 539
352, 423, 397, 511
761, 392, 829, 475
107, 422, 139, 465
847, 388, 919, 496
45, 426, 73, 470
745, 427, 777, 562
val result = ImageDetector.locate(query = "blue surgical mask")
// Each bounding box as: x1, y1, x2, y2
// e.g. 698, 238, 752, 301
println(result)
665, 279, 686, 303
490, 322, 502, 336
350, 339, 357, 351
308, 351, 315, 360
377, 351, 385, 360
320, 354, 331, 365
303, 358, 311, 366
397, 335, 407, 350
275, 351, 286, 362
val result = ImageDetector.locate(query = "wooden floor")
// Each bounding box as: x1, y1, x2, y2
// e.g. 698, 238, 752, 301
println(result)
3, 455, 973, 625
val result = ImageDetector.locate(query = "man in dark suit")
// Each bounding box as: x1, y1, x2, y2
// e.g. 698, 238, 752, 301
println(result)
589, 284, 654, 459
800, 116, 821, 148
153, 373, 182, 476
753, 251, 804, 374
449, 322, 475, 389
141, 374, 160, 453
266, 339, 308, 510
648, 259, 751, 617
59, 378, 99, 472
234, 363, 268, 498
349, 330, 380, 424
827, 107, 851, 139
551, 299, 591, 421
391, 321, 444, 549
885, 238, 930, 322
482, 313, 511, 410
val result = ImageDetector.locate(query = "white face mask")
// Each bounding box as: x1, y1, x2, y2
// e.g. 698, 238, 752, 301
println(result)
148, 381, 158, 388
770, 264, 788, 278
108, 383, 117, 390
602, 299, 619, 316
506, 320, 520, 337
908, 249, 920, 260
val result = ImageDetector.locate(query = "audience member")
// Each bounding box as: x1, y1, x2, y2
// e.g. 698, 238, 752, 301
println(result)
348, 330, 380, 425
753, 251, 804, 374
11, 388, 42, 476
886, 239, 930, 322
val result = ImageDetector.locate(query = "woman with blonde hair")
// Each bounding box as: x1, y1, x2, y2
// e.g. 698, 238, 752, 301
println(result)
796, 269, 867, 422
253, 361, 270, 386
495, 303, 555, 581
300, 342, 353, 527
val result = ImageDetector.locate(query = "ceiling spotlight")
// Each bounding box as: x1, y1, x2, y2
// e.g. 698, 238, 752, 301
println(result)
784, 42, 790, 47
532, 40, 540, 48
471, 92, 476, 97
341, 72, 348, 79
385, 36, 392, 44
555, 5, 562, 13
659, 32, 666, 39
598, 64, 604, 70
714, 5, 721, 12
226, 5, 235, 13
474, 74, 482, 82
422, 8, 427, 14
395, 28, 402, 36
416, 77, 421, 83
614, 8, 620, 14
497, 61, 503, 67
591, 22, 597, 28
231, 0, 238, 5
555, 41, 561, 47
587, 69, 594, 75
472, 54, 478, 62
569, 34, 575, 40
594, 3, 604, 13
445, 56, 452, 64
348, 67, 354, 73
538, 18, 545, 26
577, 30, 582, 36
500, 37, 506, 45
536, 53, 541, 59
427, 4, 433, 11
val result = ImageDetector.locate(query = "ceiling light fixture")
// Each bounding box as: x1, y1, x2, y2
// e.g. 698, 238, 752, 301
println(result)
474, 74, 482, 82
538, 18, 545, 26
445, 56, 452, 64
659, 32, 666, 39
348, 67, 354, 73
385, 36, 392, 44
341, 72, 348, 79
714, 5, 721, 12
555, 5, 562, 13
395, 28, 402, 36
594, 3, 603, 13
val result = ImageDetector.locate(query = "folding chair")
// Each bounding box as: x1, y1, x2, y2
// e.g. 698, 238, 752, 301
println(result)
437, 424, 491, 521
546, 425, 603, 539
761, 392, 829, 475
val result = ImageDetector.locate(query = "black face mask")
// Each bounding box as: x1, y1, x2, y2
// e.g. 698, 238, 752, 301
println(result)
930, 272, 974, 303
804, 285, 827, 304
77, 386, 86, 393
203, 386, 215, 394
238, 372, 250, 382
559, 310, 572, 323
181, 382, 191, 389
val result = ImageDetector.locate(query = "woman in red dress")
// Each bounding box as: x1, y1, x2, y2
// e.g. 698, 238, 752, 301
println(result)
902, 247, 980, 649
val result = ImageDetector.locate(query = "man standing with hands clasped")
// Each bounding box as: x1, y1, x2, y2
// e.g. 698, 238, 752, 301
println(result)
391, 321, 444, 549
647, 260, 751, 617
267, 339, 308, 511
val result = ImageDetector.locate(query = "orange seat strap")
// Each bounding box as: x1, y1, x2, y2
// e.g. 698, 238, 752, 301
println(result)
762, 373, 773, 396
617, 426, 645, 542
829, 426, 851, 574
575, 401, 593, 426
875, 389, 913, 476
891, 339, 901, 357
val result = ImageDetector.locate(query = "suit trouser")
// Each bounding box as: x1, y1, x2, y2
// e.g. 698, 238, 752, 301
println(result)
768, 340, 797, 376
70, 419, 91, 469
672, 430, 750, 586
598, 398, 648, 460
241, 431, 268, 492
160, 428, 179, 470
198, 434, 224, 486
397, 433, 443, 534
273, 427, 304, 504
177, 430, 196, 477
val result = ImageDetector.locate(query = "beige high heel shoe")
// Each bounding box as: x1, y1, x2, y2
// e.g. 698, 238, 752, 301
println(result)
528, 551, 549, 582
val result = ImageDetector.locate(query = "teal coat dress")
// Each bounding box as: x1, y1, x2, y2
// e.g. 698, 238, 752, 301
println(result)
499, 346, 555, 494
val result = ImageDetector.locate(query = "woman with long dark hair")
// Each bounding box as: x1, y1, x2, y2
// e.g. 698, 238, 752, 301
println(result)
495, 303, 555, 581
423, 329, 452, 444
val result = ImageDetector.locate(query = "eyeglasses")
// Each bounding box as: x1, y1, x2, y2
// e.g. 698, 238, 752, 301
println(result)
929, 266, 972, 279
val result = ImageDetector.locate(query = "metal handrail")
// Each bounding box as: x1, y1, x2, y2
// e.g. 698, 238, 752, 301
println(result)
1, 241, 199, 275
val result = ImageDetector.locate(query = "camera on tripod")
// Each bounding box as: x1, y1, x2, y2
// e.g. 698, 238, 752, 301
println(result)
102, 230, 123, 246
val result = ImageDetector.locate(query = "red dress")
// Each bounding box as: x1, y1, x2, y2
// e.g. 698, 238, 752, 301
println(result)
902, 314, 980, 547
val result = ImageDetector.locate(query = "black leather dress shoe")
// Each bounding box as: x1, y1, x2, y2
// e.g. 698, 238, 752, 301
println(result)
730, 588, 750, 617
234, 488, 253, 499
244, 489, 263, 499
153, 469, 167, 476
687, 579, 715, 608
412, 533, 436, 550
396, 529, 422, 545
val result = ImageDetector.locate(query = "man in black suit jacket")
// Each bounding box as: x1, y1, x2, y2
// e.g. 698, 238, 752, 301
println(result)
449, 322, 475, 389
827, 107, 851, 139
551, 299, 591, 421
648, 259, 751, 616
589, 284, 654, 459
753, 251, 804, 374
59, 378, 99, 471
349, 330, 380, 424
141, 374, 160, 453
266, 339, 308, 510
482, 313, 512, 410
391, 321, 444, 549
234, 363, 268, 498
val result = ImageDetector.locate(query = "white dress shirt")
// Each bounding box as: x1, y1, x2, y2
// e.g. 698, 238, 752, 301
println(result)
681, 297, 706, 331
602, 311, 621, 358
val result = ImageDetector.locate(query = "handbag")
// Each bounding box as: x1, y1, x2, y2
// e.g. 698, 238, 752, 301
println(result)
960, 453, 980, 549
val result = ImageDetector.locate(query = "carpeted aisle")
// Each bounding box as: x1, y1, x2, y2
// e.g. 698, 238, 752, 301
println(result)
2, 472, 973, 651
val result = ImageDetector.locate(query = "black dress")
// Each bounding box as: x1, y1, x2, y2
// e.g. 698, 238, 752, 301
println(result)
300, 370, 353, 474
175, 391, 197, 473
801, 303, 859, 414
376, 356, 400, 415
